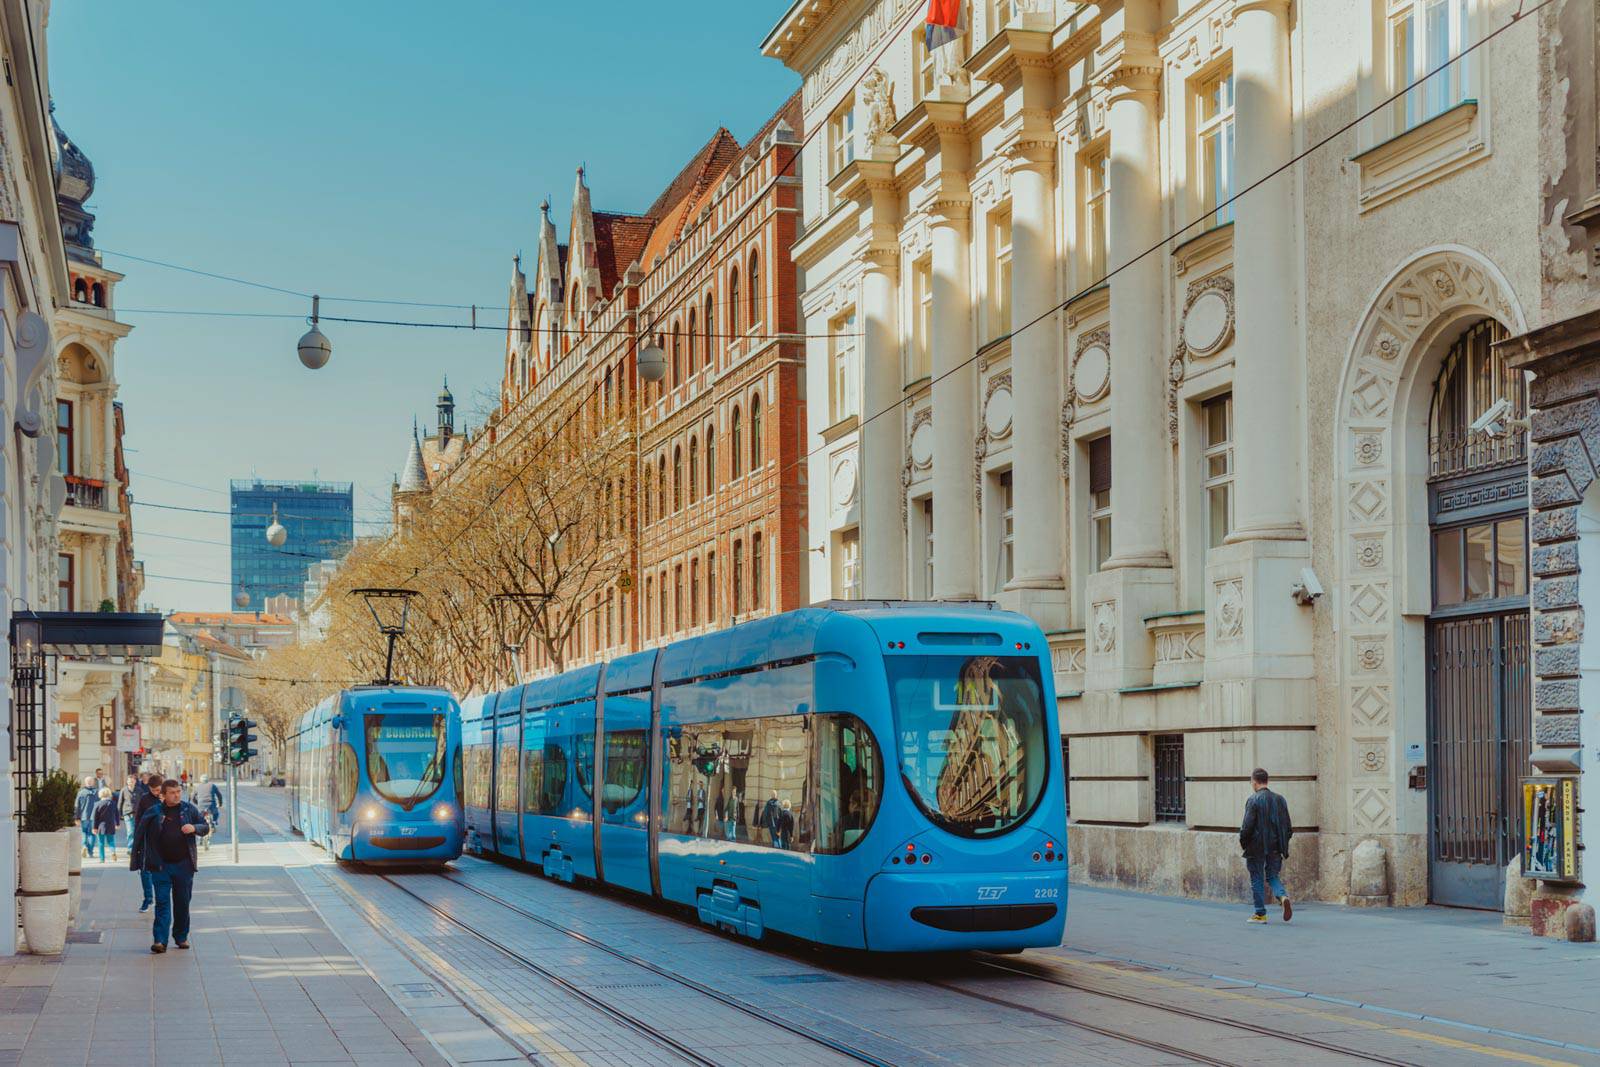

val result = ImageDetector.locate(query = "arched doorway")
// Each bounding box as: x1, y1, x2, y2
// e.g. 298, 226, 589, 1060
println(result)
1424, 318, 1531, 908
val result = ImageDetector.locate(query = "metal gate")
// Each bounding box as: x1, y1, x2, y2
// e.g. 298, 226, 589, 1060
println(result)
1426, 611, 1532, 908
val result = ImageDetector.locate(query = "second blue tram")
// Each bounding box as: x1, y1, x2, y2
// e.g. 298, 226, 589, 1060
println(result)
461, 602, 1067, 952
287, 685, 465, 866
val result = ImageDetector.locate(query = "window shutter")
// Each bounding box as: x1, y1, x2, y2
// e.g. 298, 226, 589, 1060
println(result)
1089, 436, 1112, 494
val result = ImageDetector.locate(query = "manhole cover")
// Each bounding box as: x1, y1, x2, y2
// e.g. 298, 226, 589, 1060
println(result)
65, 931, 102, 944
758, 973, 839, 985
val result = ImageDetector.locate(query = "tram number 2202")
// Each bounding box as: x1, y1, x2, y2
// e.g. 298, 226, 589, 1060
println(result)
1034, 887, 1060, 899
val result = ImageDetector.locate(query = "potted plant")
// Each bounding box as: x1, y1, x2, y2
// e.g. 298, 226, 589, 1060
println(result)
19, 771, 78, 954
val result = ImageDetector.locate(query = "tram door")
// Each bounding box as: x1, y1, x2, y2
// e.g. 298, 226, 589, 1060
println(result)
1424, 319, 1531, 909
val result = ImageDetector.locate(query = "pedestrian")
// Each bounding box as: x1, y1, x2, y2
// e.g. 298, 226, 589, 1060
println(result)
130, 771, 164, 912
131, 778, 210, 954
776, 799, 794, 850
118, 775, 142, 852
91, 787, 119, 862
73, 776, 98, 858
1239, 767, 1293, 924
760, 791, 781, 846
199, 774, 221, 851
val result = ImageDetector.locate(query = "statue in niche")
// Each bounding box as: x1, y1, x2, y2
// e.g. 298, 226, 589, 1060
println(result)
932, 32, 971, 93
861, 67, 897, 149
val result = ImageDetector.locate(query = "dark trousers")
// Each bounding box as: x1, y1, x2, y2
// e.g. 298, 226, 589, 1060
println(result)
150, 865, 194, 945
1246, 853, 1287, 915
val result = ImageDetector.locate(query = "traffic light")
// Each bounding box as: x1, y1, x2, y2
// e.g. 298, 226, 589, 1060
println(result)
226, 716, 258, 765
694, 744, 721, 777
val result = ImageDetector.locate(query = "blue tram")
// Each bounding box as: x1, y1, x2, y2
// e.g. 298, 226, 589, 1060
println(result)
462, 602, 1067, 952
287, 685, 465, 866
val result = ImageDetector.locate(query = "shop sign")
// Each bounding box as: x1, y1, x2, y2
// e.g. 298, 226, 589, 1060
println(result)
116, 726, 141, 752
1521, 776, 1581, 882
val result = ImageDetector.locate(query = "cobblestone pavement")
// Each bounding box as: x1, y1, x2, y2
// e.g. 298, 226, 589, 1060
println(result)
229, 785, 1600, 1067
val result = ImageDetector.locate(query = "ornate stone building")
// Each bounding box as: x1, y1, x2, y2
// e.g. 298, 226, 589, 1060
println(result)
765, 0, 1564, 910
491, 94, 808, 673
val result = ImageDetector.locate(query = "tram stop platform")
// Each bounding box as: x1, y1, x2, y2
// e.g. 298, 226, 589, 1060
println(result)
0, 825, 516, 1067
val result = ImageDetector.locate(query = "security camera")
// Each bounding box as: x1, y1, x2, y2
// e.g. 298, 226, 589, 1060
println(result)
1469, 396, 1512, 437
1291, 567, 1323, 606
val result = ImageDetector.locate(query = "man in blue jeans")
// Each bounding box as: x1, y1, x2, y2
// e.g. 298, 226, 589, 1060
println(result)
131, 778, 210, 952
129, 772, 162, 911
1238, 767, 1293, 924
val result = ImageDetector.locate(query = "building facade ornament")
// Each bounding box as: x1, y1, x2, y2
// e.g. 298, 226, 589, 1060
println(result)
1091, 600, 1118, 654
861, 67, 898, 149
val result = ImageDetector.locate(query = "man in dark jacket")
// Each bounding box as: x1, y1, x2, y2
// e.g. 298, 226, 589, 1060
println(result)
132, 778, 210, 953
129, 772, 164, 912
73, 777, 98, 858
1239, 767, 1292, 924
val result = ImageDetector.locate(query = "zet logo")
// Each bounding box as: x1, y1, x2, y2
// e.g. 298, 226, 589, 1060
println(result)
976, 885, 1007, 901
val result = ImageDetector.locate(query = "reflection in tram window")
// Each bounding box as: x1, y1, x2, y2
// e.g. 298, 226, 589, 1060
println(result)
496, 736, 519, 813
667, 715, 812, 849
335, 743, 358, 812
816, 715, 881, 854
603, 730, 646, 813
574, 731, 596, 802
464, 745, 493, 809
523, 743, 568, 814
889, 655, 1048, 838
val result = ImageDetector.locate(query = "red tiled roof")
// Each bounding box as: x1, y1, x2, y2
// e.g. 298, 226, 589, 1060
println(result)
639, 129, 743, 269
168, 611, 295, 627
592, 212, 656, 297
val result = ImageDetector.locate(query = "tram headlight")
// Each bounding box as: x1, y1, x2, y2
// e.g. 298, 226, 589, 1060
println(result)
363, 806, 379, 821
433, 803, 453, 821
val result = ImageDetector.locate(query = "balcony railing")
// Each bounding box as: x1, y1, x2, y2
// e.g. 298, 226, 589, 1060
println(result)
64, 476, 109, 510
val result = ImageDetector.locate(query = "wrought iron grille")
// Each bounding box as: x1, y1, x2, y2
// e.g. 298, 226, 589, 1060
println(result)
1428, 319, 1526, 480
11, 659, 46, 818
1153, 734, 1186, 822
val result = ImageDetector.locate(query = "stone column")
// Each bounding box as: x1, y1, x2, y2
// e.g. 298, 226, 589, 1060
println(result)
931, 203, 978, 600
1102, 55, 1166, 570
860, 247, 906, 599
1004, 137, 1067, 627
1229, 0, 1302, 541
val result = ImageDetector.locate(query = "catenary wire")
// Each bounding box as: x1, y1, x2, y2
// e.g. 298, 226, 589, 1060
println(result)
139, 1, 1532, 692
132, 498, 392, 525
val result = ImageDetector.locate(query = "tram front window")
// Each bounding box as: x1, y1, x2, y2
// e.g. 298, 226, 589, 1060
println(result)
888, 654, 1048, 838
366, 713, 447, 808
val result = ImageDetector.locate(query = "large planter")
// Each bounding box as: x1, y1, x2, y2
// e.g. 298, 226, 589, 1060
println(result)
66, 832, 81, 921
18, 830, 69, 955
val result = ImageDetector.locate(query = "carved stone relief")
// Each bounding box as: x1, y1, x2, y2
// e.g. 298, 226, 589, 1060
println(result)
1213, 579, 1245, 641
1091, 600, 1118, 654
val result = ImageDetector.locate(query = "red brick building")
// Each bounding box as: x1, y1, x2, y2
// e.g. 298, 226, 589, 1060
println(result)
499, 93, 807, 673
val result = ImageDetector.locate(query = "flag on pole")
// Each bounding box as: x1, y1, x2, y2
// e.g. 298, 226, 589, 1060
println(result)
925, 0, 965, 51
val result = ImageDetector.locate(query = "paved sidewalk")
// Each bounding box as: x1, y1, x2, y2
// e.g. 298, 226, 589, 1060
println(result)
1052, 883, 1600, 1052
0, 847, 452, 1066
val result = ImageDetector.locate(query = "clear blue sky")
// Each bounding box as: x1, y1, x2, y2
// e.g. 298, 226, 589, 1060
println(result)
47, 1, 800, 613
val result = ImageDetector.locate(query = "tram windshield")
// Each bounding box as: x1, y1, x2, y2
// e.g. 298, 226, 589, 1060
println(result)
365, 713, 448, 808
888, 654, 1048, 838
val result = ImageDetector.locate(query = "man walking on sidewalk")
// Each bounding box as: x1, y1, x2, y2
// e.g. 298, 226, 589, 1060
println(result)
118, 775, 141, 852
131, 778, 210, 953
74, 776, 98, 858
1239, 767, 1293, 924
130, 771, 164, 912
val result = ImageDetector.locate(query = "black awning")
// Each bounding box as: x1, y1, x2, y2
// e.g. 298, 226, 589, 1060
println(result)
11, 611, 165, 659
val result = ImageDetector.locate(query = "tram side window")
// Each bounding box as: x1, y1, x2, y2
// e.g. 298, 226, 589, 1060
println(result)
465, 744, 493, 809
666, 715, 812, 851
524, 742, 569, 814
603, 730, 646, 814
815, 714, 882, 854
496, 738, 519, 813
335, 742, 358, 813
574, 731, 596, 803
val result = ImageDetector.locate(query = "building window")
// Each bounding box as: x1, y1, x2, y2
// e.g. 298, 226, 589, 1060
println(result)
659, 570, 668, 635
912, 256, 933, 382
733, 539, 745, 615
1082, 146, 1109, 285
689, 437, 699, 500
750, 395, 763, 469
657, 456, 668, 519
673, 446, 683, 511
672, 322, 683, 385
731, 407, 743, 478
1388, 0, 1472, 132
1434, 517, 1527, 606
829, 102, 856, 182
914, 33, 936, 102
1203, 394, 1234, 549
830, 309, 858, 423
1089, 435, 1112, 572
645, 577, 654, 639
1196, 68, 1235, 227
728, 269, 741, 337
922, 499, 935, 598
705, 426, 717, 495
57, 553, 73, 611
643, 464, 653, 525
56, 400, 74, 477
704, 293, 716, 367
993, 470, 1014, 593
1429, 319, 1521, 478
748, 251, 762, 325
751, 532, 764, 611
690, 558, 701, 626
990, 0, 1017, 32
991, 209, 1013, 340
840, 530, 862, 600
1153, 735, 1186, 821
674, 565, 684, 633
706, 551, 717, 624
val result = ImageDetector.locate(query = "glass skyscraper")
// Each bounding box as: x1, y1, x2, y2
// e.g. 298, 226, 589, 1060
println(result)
230, 479, 354, 611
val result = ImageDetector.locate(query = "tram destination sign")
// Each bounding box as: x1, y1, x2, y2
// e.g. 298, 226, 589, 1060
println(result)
1521, 776, 1580, 883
